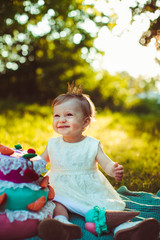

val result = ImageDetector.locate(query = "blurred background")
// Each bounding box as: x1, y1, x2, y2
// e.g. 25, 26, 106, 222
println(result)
0, 0, 160, 193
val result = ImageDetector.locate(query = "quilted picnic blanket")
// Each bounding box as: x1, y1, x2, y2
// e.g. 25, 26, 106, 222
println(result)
26, 186, 160, 240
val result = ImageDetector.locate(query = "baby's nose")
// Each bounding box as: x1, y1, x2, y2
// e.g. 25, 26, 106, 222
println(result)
59, 116, 66, 122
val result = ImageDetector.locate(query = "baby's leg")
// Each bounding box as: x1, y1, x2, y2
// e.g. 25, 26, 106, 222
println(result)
38, 201, 82, 240
53, 201, 69, 219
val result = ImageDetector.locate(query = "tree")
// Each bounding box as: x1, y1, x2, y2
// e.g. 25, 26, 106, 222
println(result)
0, 0, 114, 101
130, 0, 160, 51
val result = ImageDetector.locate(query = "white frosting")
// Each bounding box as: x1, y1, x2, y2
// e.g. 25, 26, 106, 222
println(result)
0, 149, 47, 176
0, 179, 42, 191
0, 201, 55, 222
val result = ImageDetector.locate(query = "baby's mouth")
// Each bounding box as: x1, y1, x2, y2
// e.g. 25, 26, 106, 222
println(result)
58, 126, 70, 128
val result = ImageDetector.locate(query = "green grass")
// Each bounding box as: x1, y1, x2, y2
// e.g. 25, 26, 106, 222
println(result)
1, 100, 160, 193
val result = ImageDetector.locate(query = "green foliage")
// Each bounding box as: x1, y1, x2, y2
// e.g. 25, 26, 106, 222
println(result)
90, 72, 130, 110
125, 98, 160, 114
86, 71, 160, 114
1, 0, 159, 110
1, 101, 159, 193
130, 0, 160, 50
0, 0, 113, 101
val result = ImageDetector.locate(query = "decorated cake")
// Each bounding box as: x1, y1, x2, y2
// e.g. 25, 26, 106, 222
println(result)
0, 144, 55, 240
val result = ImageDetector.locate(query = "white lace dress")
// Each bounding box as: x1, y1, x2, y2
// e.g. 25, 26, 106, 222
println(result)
46, 136, 125, 216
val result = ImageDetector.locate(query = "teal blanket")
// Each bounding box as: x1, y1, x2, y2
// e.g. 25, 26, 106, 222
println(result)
26, 186, 160, 240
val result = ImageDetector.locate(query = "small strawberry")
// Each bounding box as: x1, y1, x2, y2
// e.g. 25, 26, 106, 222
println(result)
27, 196, 46, 212
0, 144, 14, 155
47, 185, 55, 200
27, 148, 36, 154
0, 193, 7, 206
40, 176, 49, 188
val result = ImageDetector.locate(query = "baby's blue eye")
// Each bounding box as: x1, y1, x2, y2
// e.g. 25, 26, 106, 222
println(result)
54, 114, 60, 117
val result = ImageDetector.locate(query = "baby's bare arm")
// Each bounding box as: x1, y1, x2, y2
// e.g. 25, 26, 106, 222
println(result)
41, 146, 50, 163
96, 143, 124, 181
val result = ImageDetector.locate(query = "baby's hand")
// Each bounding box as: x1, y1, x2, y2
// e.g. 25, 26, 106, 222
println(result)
112, 162, 124, 181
